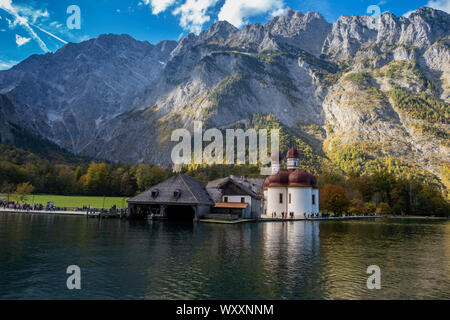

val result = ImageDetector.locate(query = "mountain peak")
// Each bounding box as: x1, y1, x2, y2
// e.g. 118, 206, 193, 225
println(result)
413, 6, 448, 15
200, 20, 239, 40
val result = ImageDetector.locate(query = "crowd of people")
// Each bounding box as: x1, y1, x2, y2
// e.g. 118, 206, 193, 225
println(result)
0, 200, 68, 212
268, 211, 377, 219
1, 200, 44, 211
0, 200, 127, 218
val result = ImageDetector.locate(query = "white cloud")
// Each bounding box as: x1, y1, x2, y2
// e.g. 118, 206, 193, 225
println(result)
140, 0, 178, 14
143, 0, 286, 33
172, 0, 219, 34
218, 0, 285, 27
404, 0, 450, 17
15, 33, 30, 46
0, 0, 13, 11
141, 0, 218, 34
426, 0, 450, 13
15, 5, 49, 23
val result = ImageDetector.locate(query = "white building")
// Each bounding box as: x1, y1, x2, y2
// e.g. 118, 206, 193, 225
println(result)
207, 176, 262, 219
264, 147, 319, 218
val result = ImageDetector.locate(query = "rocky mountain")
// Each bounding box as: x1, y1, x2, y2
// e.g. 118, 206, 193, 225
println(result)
0, 7, 449, 192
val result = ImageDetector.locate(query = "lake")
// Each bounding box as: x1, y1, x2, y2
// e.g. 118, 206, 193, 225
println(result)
0, 212, 448, 300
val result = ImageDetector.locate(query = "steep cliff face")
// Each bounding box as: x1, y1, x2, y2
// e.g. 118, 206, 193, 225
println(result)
0, 7, 448, 190
0, 34, 177, 154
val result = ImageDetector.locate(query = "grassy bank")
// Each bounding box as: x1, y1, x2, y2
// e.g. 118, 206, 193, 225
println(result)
1, 194, 129, 209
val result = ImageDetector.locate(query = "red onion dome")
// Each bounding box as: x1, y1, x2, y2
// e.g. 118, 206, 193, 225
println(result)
288, 169, 311, 187
267, 170, 290, 188
286, 146, 299, 159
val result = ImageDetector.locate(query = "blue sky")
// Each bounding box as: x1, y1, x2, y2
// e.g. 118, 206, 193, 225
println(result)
0, 0, 449, 70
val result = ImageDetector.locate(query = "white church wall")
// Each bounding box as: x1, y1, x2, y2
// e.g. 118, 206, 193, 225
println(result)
288, 187, 312, 217
312, 189, 319, 214
267, 188, 288, 216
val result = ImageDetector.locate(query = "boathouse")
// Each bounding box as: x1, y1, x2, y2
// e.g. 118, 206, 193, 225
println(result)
207, 176, 262, 219
127, 175, 214, 221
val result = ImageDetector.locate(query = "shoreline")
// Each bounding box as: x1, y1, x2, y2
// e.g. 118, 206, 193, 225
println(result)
1, 209, 448, 222
0, 208, 87, 216
386, 215, 449, 220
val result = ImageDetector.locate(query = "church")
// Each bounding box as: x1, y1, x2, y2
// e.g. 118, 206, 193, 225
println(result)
263, 146, 319, 218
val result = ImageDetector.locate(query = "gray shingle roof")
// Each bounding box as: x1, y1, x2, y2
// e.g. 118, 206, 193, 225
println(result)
206, 176, 262, 200
128, 175, 214, 206
206, 188, 222, 203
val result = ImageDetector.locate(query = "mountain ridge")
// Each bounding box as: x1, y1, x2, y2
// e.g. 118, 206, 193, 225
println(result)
0, 6, 448, 193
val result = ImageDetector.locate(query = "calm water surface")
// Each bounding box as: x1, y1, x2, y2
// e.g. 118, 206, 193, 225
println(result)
0, 213, 449, 300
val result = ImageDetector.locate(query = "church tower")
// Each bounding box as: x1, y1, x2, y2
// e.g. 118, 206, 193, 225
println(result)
286, 146, 299, 170
271, 151, 282, 174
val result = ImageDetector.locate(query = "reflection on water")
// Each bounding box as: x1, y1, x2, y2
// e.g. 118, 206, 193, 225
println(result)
0, 213, 448, 300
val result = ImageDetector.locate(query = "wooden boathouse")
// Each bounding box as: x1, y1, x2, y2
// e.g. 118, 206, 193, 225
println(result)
127, 174, 214, 221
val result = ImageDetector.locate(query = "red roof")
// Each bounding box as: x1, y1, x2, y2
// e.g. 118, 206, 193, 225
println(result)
266, 170, 290, 188
288, 169, 311, 187
286, 146, 299, 159
215, 203, 249, 209
264, 169, 317, 189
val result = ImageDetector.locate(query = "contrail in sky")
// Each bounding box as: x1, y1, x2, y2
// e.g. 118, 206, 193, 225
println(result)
0, 1, 48, 52
30, 23, 68, 45
0, 0, 66, 51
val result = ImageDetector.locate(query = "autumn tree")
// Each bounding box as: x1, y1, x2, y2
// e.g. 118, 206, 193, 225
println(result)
135, 164, 153, 191
82, 162, 110, 195
320, 184, 350, 215
349, 199, 365, 215
15, 182, 35, 202
1, 182, 16, 202
377, 202, 392, 216
365, 202, 377, 214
